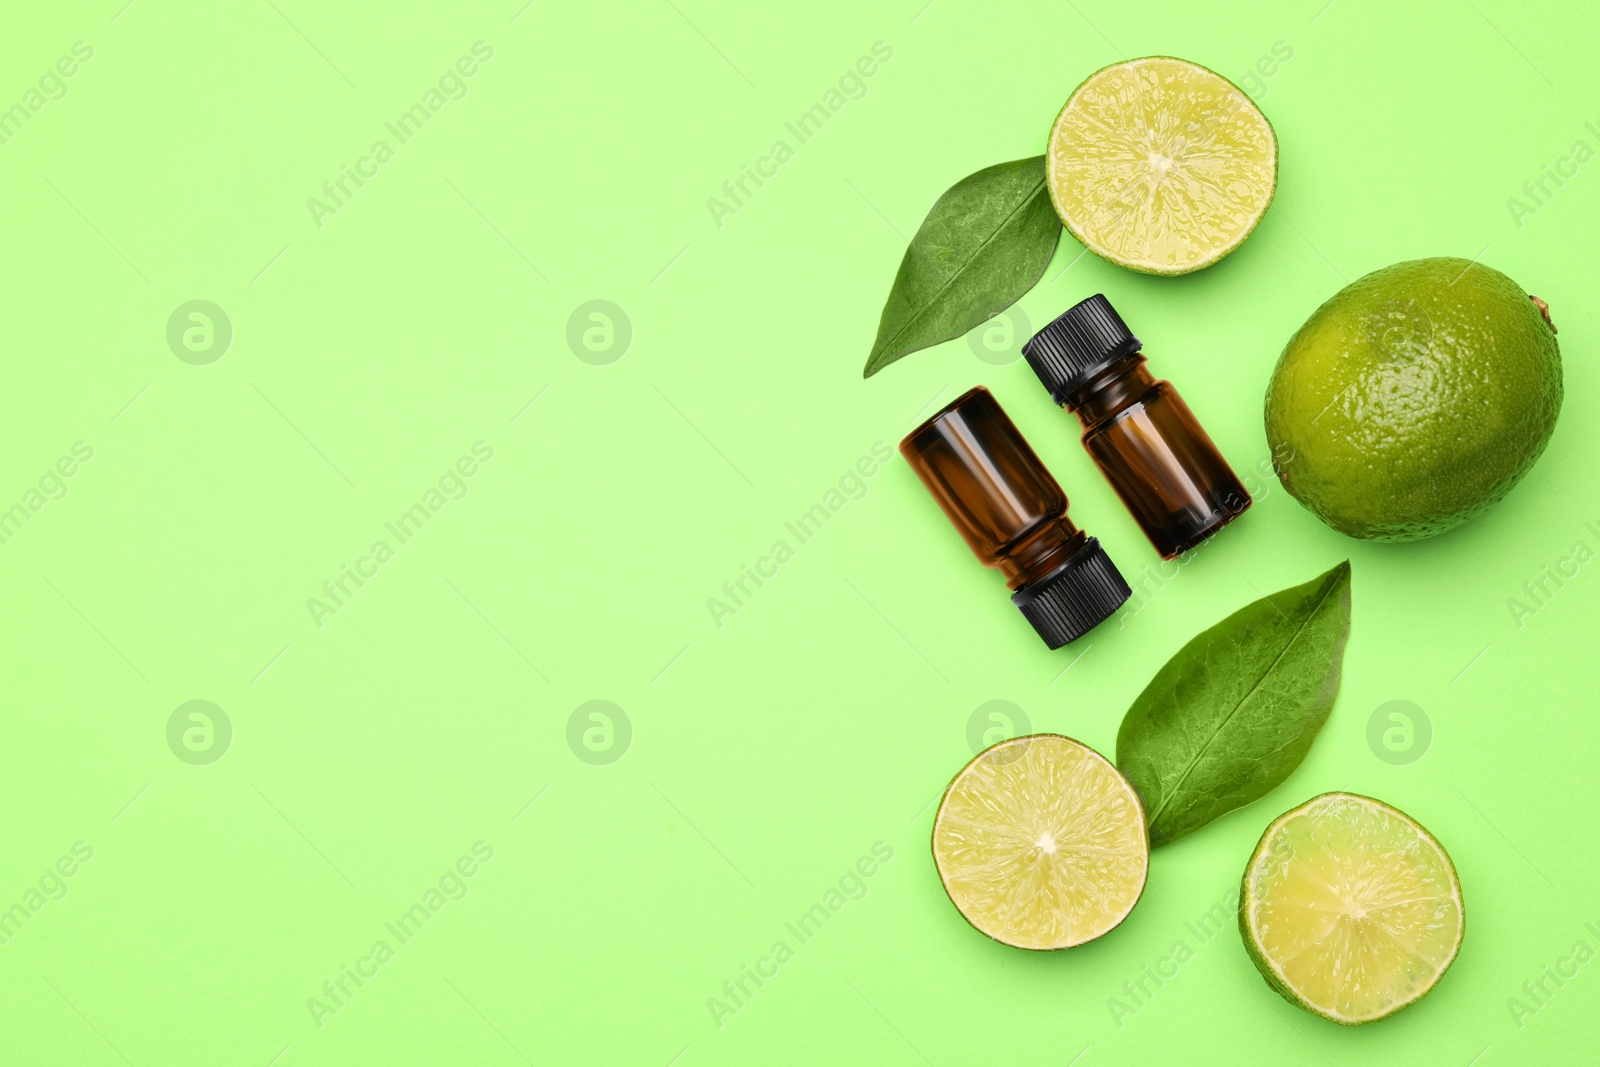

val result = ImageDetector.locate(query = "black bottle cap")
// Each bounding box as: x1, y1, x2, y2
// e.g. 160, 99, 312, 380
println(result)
1010, 537, 1131, 649
1021, 294, 1142, 405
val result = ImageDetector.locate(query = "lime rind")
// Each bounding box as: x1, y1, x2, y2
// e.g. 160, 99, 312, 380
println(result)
1046, 56, 1278, 275
1239, 792, 1464, 1025
1264, 257, 1563, 541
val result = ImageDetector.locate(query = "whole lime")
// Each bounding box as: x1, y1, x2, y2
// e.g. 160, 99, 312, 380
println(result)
1265, 258, 1561, 541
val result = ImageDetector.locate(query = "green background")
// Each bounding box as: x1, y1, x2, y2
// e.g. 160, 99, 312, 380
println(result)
0, 0, 1595, 1062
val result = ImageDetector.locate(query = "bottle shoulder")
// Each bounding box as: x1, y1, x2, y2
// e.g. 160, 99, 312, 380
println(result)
1077, 378, 1174, 436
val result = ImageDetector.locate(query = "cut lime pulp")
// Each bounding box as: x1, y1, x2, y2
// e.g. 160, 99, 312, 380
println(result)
932, 734, 1148, 950
1046, 56, 1277, 274
1240, 792, 1464, 1024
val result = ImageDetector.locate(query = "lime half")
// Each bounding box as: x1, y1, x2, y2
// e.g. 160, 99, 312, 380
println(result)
1240, 793, 1464, 1024
932, 734, 1148, 950
1047, 56, 1277, 274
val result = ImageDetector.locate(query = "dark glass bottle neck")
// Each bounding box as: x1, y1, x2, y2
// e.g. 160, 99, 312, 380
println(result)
1063, 354, 1158, 430
998, 519, 1086, 589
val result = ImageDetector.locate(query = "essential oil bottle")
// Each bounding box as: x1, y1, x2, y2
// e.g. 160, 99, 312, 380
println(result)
900, 386, 1131, 648
1022, 295, 1250, 559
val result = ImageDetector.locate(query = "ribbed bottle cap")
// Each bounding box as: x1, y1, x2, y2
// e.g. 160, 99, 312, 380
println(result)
1010, 537, 1131, 649
1021, 294, 1142, 404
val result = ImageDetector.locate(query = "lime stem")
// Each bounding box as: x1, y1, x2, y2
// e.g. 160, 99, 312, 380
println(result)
1530, 294, 1557, 334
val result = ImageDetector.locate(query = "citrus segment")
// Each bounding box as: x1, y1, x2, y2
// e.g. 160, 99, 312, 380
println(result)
932, 734, 1148, 950
1046, 56, 1277, 274
1240, 792, 1464, 1024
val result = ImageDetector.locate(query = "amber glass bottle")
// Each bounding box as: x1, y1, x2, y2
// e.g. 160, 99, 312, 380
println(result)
1022, 295, 1250, 559
900, 387, 1131, 648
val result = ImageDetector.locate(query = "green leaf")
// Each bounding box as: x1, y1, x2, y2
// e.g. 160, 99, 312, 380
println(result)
1116, 561, 1353, 848
862, 156, 1060, 378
